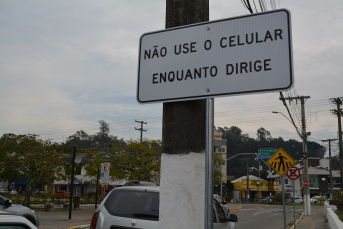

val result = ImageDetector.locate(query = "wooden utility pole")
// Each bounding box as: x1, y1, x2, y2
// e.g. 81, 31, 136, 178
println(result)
135, 120, 147, 143
160, 1, 209, 229
321, 139, 337, 194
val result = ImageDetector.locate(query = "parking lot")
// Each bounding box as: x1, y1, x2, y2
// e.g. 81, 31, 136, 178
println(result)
34, 204, 94, 229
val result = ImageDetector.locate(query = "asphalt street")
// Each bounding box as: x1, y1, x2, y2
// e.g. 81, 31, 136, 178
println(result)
230, 205, 323, 229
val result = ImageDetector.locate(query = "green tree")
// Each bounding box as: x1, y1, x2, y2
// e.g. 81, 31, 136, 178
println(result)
0, 134, 66, 207
214, 153, 224, 185
65, 130, 93, 149
109, 140, 162, 182
256, 127, 272, 142
65, 120, 125, 149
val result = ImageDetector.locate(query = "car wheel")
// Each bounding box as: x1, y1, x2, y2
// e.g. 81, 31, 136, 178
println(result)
314, 201, 317, 204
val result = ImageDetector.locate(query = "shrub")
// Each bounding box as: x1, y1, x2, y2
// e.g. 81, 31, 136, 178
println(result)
332, 189, 343, 211
275, 192, 291, 204
332, 189, 343, 204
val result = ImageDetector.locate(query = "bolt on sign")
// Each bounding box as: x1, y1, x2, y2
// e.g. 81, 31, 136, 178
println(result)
266, 148, 296, 176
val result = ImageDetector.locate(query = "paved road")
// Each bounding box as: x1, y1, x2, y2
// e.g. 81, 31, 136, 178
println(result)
230, 205, 320, 229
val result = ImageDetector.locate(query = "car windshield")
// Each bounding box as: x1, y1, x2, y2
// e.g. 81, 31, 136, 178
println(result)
104, 189, 159, 221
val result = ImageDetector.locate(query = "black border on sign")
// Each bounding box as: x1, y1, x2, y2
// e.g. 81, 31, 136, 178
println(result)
137, 9, 293, 104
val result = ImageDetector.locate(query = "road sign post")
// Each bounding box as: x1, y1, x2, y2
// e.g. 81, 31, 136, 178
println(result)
287, 166, 300, 229
303, 180, 309, 187
267, 148, 296, 229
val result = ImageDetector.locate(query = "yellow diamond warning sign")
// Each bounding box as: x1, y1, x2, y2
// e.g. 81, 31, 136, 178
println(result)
266, 148, 296, 176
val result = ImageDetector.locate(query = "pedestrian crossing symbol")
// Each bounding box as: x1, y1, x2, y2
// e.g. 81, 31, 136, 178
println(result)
266, 148, 296, 176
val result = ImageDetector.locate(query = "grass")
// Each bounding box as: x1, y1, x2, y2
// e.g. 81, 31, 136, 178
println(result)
335, 210, 343, 222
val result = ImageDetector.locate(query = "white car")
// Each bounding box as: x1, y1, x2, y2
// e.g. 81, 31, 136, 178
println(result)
287, 196, 303, 204
310, 196, 324, 204
91, 183, 237, 229
0, 211, 38, 229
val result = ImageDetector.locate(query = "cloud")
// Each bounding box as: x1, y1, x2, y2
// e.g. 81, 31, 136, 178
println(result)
0, 0, 342, 152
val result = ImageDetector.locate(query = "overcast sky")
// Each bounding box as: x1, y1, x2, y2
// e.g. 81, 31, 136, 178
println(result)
0, 0, 342, 156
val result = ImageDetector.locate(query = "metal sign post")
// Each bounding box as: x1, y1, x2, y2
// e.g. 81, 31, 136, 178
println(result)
267, 148, 297, 229
287, 166, 301, 229
281, 176, 286, 229
205, 98, 214, 229
293, 180, 296, 229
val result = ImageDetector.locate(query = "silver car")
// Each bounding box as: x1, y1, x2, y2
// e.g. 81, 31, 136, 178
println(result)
0, 211, 38, 229
0, 195, 40, 227
91, 185, 237, 229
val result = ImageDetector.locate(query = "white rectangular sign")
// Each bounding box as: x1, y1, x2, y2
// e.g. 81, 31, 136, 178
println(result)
137, 9, 293, 103
100, 163, 110, 184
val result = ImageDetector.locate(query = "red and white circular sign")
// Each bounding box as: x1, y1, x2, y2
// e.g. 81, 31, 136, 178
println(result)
101, 163, 110, 173
286, 166, 300, 180
303, 180, 309, 187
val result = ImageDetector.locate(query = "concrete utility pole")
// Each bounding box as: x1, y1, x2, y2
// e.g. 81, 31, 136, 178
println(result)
331, 98, 343, 187
321, 139, 337, 194
135, 120, 147, 143
283, 96, 311, 215
160, 1, 209, 229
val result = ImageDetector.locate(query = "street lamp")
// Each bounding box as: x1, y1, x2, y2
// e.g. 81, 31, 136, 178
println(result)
64, 147, 88, 220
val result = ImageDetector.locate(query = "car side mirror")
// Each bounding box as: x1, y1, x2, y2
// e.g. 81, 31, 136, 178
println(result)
222, 201, 227, 205
228, 214, 238, 222
5, 199, 12, 207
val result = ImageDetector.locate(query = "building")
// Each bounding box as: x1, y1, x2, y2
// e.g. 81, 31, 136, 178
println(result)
231, 175, 276, 202
50, 168, 127, 197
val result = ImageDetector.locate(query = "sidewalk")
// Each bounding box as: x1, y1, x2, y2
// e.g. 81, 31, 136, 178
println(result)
289, 207, 330, 229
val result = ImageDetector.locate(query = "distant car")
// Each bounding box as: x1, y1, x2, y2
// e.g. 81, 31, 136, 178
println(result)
54, 191, 70, 197
91, 183, 238, 229
0, 211, 38, 229
33, 189, 46, 195
288, 196, 303, 203
0, 195, 40, 227
310, 196, 324, 204
9, 190, 18, 195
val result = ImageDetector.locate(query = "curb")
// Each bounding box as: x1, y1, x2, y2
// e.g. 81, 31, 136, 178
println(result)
228, 206, 243, 210
66, 224, 90, 229
289, 212, 304, 229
